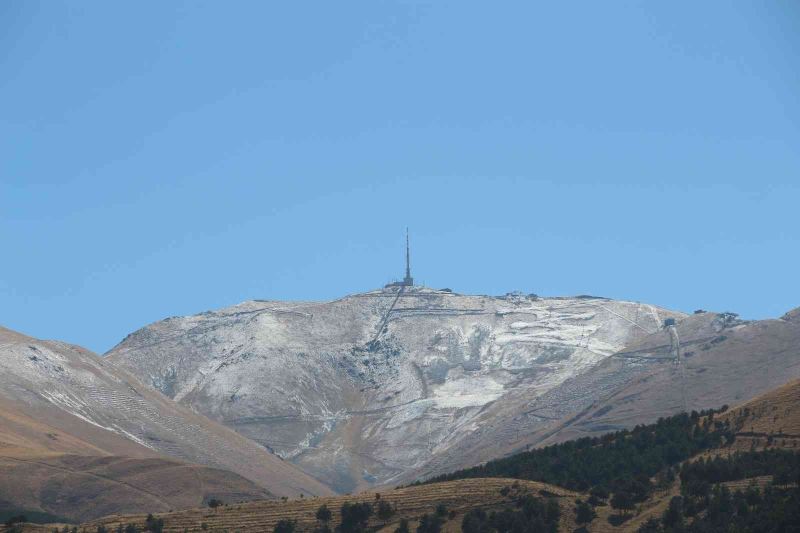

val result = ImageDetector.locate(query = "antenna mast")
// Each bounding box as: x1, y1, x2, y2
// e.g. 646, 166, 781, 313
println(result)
406, 229, 411, 279
403, 228, 414, 286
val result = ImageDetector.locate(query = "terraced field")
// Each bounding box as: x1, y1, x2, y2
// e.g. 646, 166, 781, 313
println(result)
83, 479, 580, 533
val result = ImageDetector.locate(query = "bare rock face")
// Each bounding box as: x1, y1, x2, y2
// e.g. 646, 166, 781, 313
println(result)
107, 288, 684, 492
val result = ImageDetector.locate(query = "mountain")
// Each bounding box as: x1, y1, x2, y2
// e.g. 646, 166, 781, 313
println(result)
532, 308, 800, 444
79, 378, 800, 533
106, 287, 685, 492
0, 326, 332, 521
400, 308, 800, 483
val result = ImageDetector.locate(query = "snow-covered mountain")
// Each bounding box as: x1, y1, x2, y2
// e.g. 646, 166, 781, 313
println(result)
107, 287, 684, 492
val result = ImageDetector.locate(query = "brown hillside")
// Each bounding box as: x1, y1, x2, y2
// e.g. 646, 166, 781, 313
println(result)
0, 396, 155, 459
82, 479, 580, 533
0, 453, 271, 522
716, 377, 800, 451
0, 325, 332, 522
0, 395, 272, 522
0, 325, 331, 498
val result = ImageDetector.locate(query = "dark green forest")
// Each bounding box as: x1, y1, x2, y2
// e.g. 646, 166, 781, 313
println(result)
638, 449, 800, 532
461, 494, 560, 533
421, 408, 734, 503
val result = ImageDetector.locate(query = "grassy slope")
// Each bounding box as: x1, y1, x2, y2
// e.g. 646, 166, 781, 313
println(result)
715, 378, 800, 451
81, 479, 579, 533
0, 326, 332, 522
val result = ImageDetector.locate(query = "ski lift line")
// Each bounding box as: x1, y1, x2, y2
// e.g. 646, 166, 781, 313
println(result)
367, 286, 406, 347
213, 305, 313, 319
611, 354, 675, 362
521, 411, 560, 421
668, 324, 688, 413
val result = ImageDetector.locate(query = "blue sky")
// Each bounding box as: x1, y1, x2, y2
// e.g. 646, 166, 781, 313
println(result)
1, 1, 799, 353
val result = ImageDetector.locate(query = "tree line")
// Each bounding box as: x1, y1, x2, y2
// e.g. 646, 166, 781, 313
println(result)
421, 408, 734, 504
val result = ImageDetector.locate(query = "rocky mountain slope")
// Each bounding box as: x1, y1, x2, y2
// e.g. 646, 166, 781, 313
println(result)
0, 325, 331, 520
106, 287, 684, 492
400, 307, 800, 483
533, 308, 800, 444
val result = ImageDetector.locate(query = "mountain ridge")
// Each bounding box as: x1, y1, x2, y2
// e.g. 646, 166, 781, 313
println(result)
106, 287, 685, 492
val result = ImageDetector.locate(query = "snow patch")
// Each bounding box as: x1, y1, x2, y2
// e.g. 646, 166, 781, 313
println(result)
432, 375, 505, 408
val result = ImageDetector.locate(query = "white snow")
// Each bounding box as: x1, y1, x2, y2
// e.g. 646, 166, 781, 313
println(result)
431, 375, 505, 408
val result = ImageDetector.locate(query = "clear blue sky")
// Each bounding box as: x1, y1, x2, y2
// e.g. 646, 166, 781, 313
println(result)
2, 1, 799, 353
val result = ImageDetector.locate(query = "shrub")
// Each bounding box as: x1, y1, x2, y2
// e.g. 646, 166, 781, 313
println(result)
637, 517, 661, 532
274, 519, 296, 533
575, 501, 596, 524
145, 514, 164, 533
316, 504, 332, 523
610, 491, 634, 515
338, 502, 373, 533
661, 496, 683, 528
377, 501, 395, 523
394, 518, 409, 533
416, 513, 443, 533
4, 516, 27, 527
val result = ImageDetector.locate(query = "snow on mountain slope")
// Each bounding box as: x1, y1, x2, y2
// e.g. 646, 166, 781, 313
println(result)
107, 288, 684, 492
0, 326, 332, 499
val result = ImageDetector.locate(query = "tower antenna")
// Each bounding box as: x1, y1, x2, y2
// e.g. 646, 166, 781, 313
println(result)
403, 228, 414, 286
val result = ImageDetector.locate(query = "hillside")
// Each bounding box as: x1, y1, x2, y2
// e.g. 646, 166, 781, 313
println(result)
74, 383, 799, 533
106, 288, 683, 492
422, 380, 800, 532
0, 453, 270, 523
716, 377, 800, 451
401, 308, 800, 483
11, 379, 800, 532
82, 478, 580, 533
0, 326, 332, 521
530, 309, 800, 447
